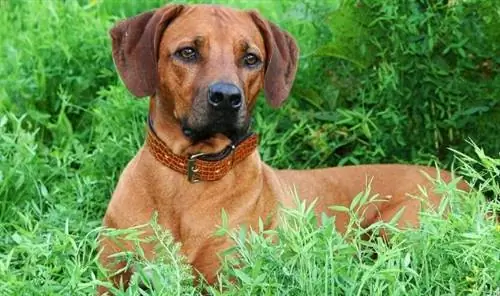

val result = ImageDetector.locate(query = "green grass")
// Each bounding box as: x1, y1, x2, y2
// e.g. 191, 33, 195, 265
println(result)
0, 0, 499, 295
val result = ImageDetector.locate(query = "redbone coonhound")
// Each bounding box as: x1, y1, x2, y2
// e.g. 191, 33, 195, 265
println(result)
98, 4, 468, 294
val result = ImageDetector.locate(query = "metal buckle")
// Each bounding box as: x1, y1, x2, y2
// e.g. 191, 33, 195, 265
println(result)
187, 152, 207, 183
228, 144, 236, 167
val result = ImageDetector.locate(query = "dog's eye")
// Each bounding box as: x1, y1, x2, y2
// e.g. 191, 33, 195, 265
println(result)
243, 53, 260, 67
176, 47, 197, 61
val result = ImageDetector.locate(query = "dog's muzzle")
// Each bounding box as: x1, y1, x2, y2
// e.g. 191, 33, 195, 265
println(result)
182, 82, 248, 142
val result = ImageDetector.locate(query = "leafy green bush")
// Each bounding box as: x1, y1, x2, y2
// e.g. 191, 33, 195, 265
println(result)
0, 0, 114, 145
281, 0, 500, 167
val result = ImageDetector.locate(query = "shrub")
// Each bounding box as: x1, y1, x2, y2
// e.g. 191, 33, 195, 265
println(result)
278, 0, 500, 167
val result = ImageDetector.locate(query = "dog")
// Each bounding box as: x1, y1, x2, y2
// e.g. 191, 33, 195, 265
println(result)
97, 4, 468, 294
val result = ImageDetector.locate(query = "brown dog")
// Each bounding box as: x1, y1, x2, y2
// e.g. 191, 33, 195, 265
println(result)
98, 4, 467, 294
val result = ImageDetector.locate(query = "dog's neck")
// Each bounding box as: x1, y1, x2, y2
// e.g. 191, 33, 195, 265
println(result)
146, 95, 261, 183
148, 96, 234, 156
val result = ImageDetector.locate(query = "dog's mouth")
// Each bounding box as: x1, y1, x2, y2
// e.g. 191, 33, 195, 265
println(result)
181, 117, 250, 144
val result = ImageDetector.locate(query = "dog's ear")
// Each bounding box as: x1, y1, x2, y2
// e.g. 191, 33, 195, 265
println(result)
110, 5, 184, 97
249, 11, 299, 108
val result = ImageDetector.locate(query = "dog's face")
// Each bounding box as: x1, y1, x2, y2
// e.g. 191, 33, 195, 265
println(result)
110, 4, 298, 144
157, 6, 266, 142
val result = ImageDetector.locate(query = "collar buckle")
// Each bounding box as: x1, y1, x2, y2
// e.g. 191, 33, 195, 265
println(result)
187, 152, 207, 183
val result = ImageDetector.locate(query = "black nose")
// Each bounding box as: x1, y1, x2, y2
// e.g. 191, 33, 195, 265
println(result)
208, 83, 242, 110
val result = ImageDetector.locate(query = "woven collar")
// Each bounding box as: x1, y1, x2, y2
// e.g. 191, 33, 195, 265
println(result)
146, 121, 258, 183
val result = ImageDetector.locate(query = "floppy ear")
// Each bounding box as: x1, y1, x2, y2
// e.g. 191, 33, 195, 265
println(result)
249, 11, 299, 108
110, 5, 184, 97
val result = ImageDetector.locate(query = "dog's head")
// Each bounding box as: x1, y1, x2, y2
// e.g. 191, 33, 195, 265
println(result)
110, 4, 298, 144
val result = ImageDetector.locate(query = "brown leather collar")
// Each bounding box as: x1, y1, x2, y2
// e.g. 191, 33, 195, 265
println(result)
146, 121, 258, 183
